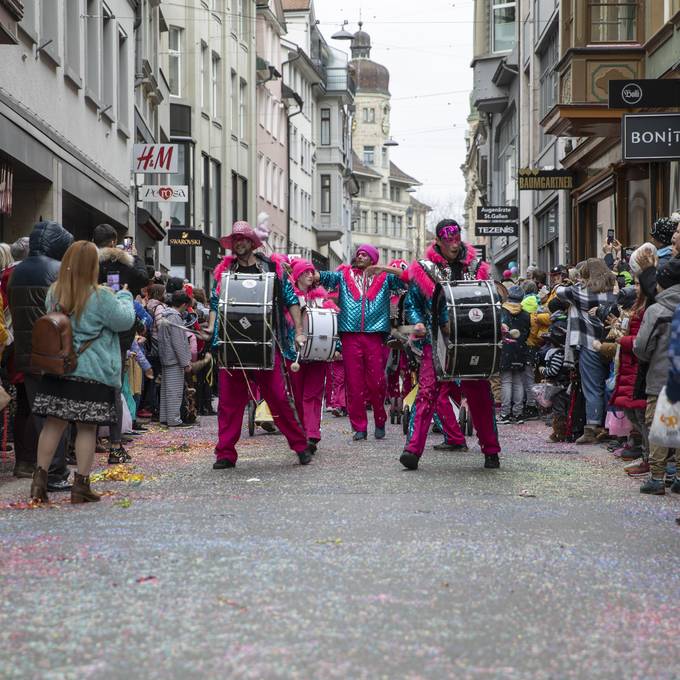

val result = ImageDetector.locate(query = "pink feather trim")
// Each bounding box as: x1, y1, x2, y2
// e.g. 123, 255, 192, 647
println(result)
339, 264, 388, 302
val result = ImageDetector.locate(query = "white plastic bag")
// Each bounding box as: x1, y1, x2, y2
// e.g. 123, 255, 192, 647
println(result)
531, 382, 562, 409
649, 387, 680, 448
628, 242, 657, 276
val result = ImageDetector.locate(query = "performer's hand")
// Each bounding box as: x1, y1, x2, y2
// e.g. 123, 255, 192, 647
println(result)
413, 323, 426, 337
145, 368, 154, 380
364, 265, 382, 277
184, 365, 192, 374
295, 333, 307, 348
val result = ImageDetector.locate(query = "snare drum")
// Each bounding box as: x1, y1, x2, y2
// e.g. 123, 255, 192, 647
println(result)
431, 280, 502, 380
218, 272, 277, 370
299, 306, 338, 362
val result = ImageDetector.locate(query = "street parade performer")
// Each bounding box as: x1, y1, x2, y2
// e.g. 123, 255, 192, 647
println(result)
400, 219, 502, 470
318, 245, 406, 441
206, 222, 315, 469
286, 259, 339, 452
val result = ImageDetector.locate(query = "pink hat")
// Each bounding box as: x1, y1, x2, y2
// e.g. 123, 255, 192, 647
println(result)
220, 221, 263, 250
291, 258, 314, 283
355, 243, 379, 265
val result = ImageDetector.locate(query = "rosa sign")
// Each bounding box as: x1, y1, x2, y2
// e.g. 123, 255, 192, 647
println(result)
139, 185, 189, 203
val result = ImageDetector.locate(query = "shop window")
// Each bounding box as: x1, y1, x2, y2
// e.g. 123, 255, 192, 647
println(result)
627, 178, 649, 248
168, 27, 182, 97
537, 203, 558, 271
588, 1, 638, 43
321, 175, 331, 214
538, 29, 558, 124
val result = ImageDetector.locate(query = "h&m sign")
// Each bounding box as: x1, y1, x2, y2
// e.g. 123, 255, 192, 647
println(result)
622, 114, 680, 161
133, 144, 179, 173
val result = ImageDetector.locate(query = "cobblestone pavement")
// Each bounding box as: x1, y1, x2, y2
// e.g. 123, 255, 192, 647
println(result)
1, 412, 680, 680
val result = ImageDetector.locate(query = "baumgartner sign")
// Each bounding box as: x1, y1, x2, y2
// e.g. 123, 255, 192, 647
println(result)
140, 185, 189, 203
623, 114, 680, 161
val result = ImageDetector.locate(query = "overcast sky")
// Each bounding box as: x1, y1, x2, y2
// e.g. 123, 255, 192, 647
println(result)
314, 0, 474, 216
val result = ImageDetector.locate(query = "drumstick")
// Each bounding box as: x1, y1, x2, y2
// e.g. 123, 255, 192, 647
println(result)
290, 352, 301, 373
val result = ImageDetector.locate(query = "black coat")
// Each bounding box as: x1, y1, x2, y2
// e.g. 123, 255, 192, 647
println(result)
8, 221, 73, 373
500, 303, 531, 371
97, 247, 149, 297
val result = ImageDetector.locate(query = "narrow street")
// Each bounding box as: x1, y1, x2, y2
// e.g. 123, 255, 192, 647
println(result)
2, 414, 679, 679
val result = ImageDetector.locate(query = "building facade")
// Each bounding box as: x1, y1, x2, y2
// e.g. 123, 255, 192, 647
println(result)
162, 0, 258, 290
349, 24, 421, 264
256, 0, 288, 253
0, 0, 137, 243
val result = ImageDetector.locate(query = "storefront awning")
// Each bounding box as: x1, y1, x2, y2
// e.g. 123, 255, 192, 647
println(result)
541, 104, 624, 138
137, 208, 166, 242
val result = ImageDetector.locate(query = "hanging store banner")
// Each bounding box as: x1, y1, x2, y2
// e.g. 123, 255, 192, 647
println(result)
168, 229, 203, 247
475, 222, 518, 237
0, 158, 13, 215
622, 113, 680, 161
473, 244, 488, 262
132, 144, 179, 173
139, 185, 189, 203
476, 206, 518, 222
518, 168, 574, 191
608, 80, 680, 109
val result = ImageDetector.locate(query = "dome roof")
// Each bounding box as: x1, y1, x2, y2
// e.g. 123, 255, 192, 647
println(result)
352, 29, 371, 49
351, 59, 390, 95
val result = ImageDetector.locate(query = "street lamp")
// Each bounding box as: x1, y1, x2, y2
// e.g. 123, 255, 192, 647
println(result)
332, 20, 354, 40
383, 137, 399, 147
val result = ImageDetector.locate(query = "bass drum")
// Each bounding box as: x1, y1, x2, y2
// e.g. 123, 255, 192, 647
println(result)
299, 306, 338, 363
218, 272, 277, 370
431, 280, 502, 380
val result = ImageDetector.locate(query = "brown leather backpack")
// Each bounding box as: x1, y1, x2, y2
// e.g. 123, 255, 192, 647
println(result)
30, 312, 99, 376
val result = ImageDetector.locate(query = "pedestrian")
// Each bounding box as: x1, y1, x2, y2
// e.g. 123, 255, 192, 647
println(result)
538, 322, 570, 442
8, 221, 73, 487
29, 241, 135, 504
400, 219, 501, 471
633, 258, 680, 495
157, 291, 193, 428
499, 286, 531, 424
317, 244, 406, 441
556, 258, 617, 444
93, 224, 149, 463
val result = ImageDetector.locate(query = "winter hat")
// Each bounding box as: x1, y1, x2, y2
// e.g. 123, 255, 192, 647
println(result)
521, 295, 538, 313
657, 257, 680, 290
502, 269, 513, 280
507, 285, 524, 303
617, 285, 637, 310
651, 217, 676, 246
355, 244, 379, 265
291, 258, 315, 283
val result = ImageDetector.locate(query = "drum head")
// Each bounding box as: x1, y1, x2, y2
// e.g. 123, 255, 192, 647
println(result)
432, 281, 502, 380
300, 307, 338, 362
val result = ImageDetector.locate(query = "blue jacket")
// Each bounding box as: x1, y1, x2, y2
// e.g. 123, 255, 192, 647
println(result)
45, 287, 136, 388
319, 267, 404, 334
667, 305, 680, 403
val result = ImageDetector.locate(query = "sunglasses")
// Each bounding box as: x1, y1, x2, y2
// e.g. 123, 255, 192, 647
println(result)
438, 226, 461, 242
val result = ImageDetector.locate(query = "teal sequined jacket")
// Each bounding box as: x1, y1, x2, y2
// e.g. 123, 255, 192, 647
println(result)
319, 266, 405, 334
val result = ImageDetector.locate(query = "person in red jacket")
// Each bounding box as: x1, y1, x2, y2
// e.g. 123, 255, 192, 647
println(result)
610, 286, 650, 474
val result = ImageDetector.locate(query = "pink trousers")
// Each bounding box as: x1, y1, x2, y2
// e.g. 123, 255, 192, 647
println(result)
405, 344, 501, 457
327, 360, 346, 409
341, 332, 387, 433
215, 353, 307, 463
387, 349, 413, 399
288, 361, 326, 441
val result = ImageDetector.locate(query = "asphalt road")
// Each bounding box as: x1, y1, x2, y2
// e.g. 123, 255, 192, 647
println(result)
1, 412, 680, 680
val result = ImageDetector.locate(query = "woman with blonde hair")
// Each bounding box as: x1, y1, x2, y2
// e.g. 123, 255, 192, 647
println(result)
556, 257, 617, 444
30, 241, 135, 504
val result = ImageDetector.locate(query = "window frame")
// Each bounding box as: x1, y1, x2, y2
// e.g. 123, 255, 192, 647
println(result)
491, 0, 517, 53
320, 108, 331, 146
168, 26, 182, 97
321, 174, 331, 214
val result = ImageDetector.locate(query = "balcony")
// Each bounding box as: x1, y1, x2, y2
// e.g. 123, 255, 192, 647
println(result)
472, 53, 518, 114
313, 224, 344, 245
542, 0, 644, 137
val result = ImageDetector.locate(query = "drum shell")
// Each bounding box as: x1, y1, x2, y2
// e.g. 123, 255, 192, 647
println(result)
218, 272, 277, 370
299, 307, 338, 362
432, 280, 502, 380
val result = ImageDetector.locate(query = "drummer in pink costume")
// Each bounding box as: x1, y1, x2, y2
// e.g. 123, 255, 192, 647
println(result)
287, 259, 339, 451
400, 219, 501, 471
206, 222, 314, 469
318, 244, 406, 441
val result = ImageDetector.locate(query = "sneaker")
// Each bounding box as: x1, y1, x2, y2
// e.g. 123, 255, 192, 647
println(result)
432, 441, 469, 452
498, 414, 513, 425
640, 478, 665, 495
665, 474, 676, 488
46, 477, 72, 492
213, 459, 236, 470
108, 447, 131, 465
353, 431, 367, 441
624, 459, 650, 476
484, 454, 500, 469
399, 452, 419, 470
621, 448, 645, 462
512, 415, 525, 425
374, 426, 386, 440
670, 478, 680, 494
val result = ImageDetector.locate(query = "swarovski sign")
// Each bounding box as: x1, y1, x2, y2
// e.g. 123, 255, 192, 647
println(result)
622, 114, 680, 161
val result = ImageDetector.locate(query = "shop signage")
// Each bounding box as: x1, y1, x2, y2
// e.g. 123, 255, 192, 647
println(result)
132, 144, 179, 173
475, 222, 518, 237
518, 168, 574, 191
476, 206, 518, 222
0, 158, 13, 215
622, 113, 680, 161
609, 79, 680, 109
139, 185, 188, 203
168, 228, 203, 247
473, 244, 488, 262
